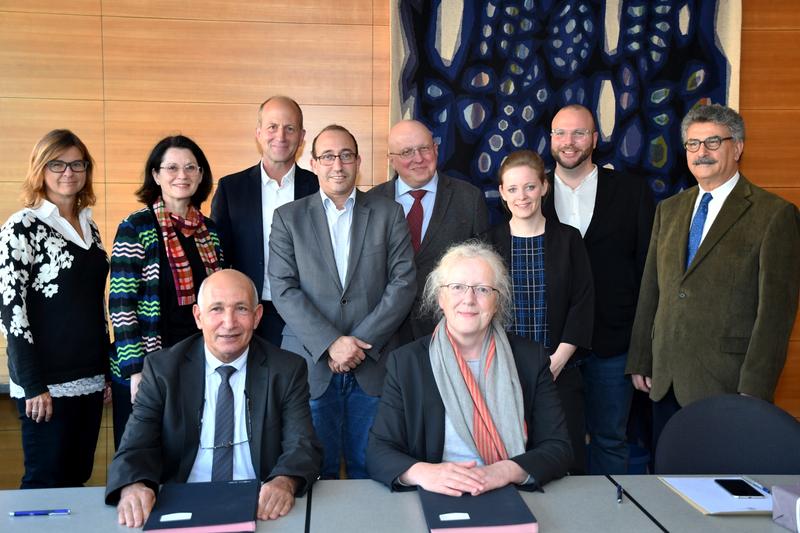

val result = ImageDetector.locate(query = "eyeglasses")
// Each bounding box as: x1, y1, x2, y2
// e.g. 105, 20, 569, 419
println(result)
550, 129, 593, 141
684, 136, 733, 152
198, 390, 252, 451
315, 151, 357, 165
440, 283, 498, 299
47, 160, 89, 173
388, 145, 435, 161
159, 163, 203, 176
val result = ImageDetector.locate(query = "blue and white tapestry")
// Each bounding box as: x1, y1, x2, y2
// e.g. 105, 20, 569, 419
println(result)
390, 0, 741, 218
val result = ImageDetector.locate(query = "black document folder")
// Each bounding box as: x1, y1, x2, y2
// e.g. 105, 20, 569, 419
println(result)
418, 485, 538, 532
143, 479, 258, 532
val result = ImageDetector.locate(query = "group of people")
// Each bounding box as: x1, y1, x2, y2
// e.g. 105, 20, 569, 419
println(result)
0, 96, 797, 527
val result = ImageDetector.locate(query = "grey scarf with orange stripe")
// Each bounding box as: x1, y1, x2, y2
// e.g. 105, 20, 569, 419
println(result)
429, 318, 527, 465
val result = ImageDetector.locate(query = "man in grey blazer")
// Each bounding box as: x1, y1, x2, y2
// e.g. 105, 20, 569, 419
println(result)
269, 124, 416, 479
627, 104, 800, 448
367, 120, 489, 341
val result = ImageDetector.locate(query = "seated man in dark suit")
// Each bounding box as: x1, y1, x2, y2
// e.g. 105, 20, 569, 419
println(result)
105, 269, 322, 528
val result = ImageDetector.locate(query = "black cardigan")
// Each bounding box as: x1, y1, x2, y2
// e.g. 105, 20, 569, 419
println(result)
482, 219, 595, 355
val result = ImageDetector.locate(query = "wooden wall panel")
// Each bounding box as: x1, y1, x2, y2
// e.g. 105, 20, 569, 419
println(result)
373, 24, 390, 107
742, 0, 800, 29
102, 0, 372, 25
0, 0, 99, 16
104, 101, 256, 185
0, 98, 104, 183
775, 342, 800, 416
104, 101, 377, 187
0, 12, 102, 99
102, 17, 374, 105
373, 0, 389, 27
372, 105, 390, 186
740, 30, 800, 110
739, 110, 800, 187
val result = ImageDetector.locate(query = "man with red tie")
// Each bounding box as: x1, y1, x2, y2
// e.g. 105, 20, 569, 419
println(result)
367, 120, 490, 341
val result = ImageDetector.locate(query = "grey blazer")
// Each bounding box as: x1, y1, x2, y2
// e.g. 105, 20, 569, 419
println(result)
268, 190, 417, 398
366, 173, 489, 339
105, 334, 322, 504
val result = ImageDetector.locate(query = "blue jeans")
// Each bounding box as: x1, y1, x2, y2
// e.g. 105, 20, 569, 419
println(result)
310, 373, 380, 479
581, 352, 633, 474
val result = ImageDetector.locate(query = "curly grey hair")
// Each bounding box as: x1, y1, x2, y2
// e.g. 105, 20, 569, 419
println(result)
680, 104, 745, 143
419, 240, 512, 326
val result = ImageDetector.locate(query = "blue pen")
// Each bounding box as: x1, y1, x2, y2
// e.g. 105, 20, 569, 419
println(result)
741, 476, 771, 495
9, 509, 71, 517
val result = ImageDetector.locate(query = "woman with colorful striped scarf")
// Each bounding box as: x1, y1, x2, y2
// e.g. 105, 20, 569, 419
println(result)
109, 135, 224, 448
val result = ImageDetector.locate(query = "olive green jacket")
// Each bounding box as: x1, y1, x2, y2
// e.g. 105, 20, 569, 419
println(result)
627, 175, 800, 405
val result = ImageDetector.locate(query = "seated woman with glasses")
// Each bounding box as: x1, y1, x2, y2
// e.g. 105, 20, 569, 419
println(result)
366, 241, 571, 495
482, 149, 594, 474
0, 129, 111, 488
109, 135, 224, 448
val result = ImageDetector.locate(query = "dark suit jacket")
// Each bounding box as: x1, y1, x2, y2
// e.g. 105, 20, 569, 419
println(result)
268, 190, 417, 398
104, 333, 322, 504
626, 176, 800, 405
366, 334, 572, 490
211, 163, 319, 296
483, 220, 594, 353
543, 167, 654, 356
366, 173, 489, 340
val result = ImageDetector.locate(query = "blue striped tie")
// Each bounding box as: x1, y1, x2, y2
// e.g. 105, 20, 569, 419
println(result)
686, 192, 713, 269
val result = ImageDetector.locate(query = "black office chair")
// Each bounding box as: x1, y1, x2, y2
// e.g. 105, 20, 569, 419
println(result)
655, 394, 800, 474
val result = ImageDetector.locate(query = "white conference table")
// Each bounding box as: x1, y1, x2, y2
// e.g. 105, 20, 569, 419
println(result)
0, 485, 307, 532
309, 477, 663, 532
612, 474, 799, 533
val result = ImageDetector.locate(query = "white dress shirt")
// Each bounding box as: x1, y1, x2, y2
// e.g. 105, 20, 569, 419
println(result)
553, 165, 599, 237
320, 188, 357, 287
187, 347, 256, 482
394, 172, 439, 242
260, 163, 297, 301
691, 172, 740, 244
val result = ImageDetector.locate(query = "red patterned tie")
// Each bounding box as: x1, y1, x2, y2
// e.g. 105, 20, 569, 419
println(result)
406, 190, 427, 253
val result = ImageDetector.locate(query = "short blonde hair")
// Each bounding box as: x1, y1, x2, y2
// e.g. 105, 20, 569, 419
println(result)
21, 129, 96, 215
420, 240, 512, 326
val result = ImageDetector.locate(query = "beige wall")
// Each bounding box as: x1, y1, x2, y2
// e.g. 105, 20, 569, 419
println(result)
0, 0, 389, 380
0, 0, 798, 416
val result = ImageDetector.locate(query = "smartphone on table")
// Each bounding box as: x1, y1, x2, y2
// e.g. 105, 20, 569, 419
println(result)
714, 478, 766, 498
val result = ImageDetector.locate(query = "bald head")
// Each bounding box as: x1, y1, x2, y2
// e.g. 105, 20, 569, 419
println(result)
550, 105, 598, 176
387, 120, 439, 189
193, 270, 263, 363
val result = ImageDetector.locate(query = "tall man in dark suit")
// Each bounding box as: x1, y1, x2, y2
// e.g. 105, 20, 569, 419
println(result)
269, 124, 416, 479
106, 269, 322, 528
627, 104, 800, 448
211, 96, 319, 345
367, 120, 489, 341
542, 104, 655, 474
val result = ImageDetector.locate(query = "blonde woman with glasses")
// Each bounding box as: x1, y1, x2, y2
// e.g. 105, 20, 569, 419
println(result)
0, 129, 111, 488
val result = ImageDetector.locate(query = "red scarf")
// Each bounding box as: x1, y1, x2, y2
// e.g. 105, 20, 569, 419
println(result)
153, 198, 221, 306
